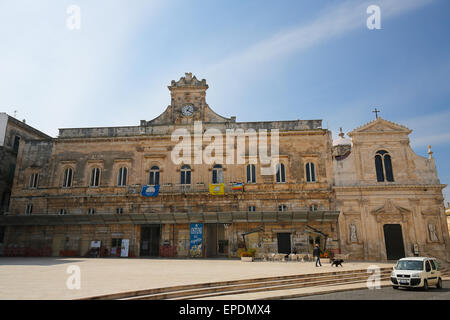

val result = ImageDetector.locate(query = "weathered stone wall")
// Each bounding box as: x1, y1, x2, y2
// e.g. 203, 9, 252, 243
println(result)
334, 118, 450, 262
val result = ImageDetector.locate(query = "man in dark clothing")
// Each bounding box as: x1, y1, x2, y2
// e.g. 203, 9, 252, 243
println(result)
313, 244, 322, 267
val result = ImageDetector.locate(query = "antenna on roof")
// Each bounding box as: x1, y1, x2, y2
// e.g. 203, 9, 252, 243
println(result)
13, 110, 18, 118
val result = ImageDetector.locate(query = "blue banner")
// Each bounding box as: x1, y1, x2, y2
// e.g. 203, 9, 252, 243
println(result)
141, 185, 160, 197
190, 223, 203, 257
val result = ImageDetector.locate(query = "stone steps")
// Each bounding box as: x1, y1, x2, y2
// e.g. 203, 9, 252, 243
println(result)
119, 268, 393, 300
82, 267, 390, 300
83, 266, 449, 300
167, 272, 393, 301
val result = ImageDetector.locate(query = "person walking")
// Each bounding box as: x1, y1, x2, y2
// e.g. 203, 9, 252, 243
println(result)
313, 244, 322, 267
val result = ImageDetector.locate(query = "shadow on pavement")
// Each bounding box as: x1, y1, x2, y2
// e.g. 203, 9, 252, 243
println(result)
0, 257, 84, 266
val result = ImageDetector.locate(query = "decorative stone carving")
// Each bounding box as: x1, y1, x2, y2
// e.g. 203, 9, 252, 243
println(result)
349, 223, 358, 242
428, 223, 439, 242
371, 199, 411, 222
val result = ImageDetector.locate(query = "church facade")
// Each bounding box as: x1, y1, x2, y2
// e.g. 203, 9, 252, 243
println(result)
0, 73, 449, 262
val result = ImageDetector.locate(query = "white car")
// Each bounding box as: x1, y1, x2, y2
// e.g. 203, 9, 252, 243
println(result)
391, 257, 443, 290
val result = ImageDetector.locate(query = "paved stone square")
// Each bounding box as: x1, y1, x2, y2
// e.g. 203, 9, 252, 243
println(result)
0, 257, 394, 300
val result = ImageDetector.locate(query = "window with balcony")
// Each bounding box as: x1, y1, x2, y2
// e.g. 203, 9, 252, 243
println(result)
117, 167, 127, 186
305, 162, 316, 182
212, 164, 224, 184
149, 166, 160, 185
90, 167, 100, 187
180, 165, 191, 185
62, 168, 73, 188
246, 164, 256, 184
276, 163, 286, 183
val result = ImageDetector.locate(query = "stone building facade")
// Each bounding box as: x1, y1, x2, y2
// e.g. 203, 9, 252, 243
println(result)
0, 113, 51, 253
0, 73, 449, 262
1, 73, 339, 258
333, 118, 450, 262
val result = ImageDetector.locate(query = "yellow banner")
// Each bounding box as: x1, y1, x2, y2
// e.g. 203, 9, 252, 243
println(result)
209, 183, 224, 195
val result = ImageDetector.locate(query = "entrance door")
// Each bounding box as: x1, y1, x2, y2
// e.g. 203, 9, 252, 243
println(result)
277, 233, 291, 254
383, 224, 405, 260
206, 224, 217, 257
205, 224, 229, 257
140, 225, 161, 256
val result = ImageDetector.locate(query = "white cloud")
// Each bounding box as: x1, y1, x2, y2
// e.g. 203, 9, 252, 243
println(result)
206, 0, 433, 75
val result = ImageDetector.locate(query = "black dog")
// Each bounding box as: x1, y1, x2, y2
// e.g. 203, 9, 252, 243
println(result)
331, 258, 344, 267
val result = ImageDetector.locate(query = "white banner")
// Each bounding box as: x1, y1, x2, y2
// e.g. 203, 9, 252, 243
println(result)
120, 239, 129, 257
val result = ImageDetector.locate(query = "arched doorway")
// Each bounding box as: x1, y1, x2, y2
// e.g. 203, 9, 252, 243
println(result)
383, 224, 405, 260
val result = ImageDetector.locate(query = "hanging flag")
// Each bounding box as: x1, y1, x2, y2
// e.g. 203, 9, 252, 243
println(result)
209, 183, 224, 195
141, 185, 160, 197
232, 182, 244, 191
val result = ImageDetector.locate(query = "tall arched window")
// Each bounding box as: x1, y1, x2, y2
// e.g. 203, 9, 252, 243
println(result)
276, 163, 286, 183
90, 167, 100, 187
117, 167, 127, 186
212, 164, 223, 184
305, 162, 316, 182
62, 168, 73, 188
180, 165, 191, 185
149, 166, 160, 185
246, 164, 256, 184
375, 150, 394, 182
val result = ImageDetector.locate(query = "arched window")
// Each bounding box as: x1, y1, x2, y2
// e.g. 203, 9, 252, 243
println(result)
62, 168, 73, 188
90, 168, 100, 187
246, 164, 256, 184
149, 166, 160, 185
180, 165, 191, 185
375, 150, 394, 182
117, 167, 127, 186
276, 163, 286, 183
305, 162, 316, 182
212, 164, 224, 184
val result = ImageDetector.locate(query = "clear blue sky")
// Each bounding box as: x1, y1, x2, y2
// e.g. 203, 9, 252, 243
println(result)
1, 0, 449, 202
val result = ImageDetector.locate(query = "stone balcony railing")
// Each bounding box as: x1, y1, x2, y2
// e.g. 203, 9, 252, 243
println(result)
0, 209, 340, 226
13, 181, 332, 198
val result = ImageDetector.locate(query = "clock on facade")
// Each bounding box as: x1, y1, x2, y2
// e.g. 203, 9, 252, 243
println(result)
181, 104, 194, 117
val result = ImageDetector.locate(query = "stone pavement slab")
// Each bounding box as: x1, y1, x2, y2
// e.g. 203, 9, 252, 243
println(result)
0, 257, 394, 300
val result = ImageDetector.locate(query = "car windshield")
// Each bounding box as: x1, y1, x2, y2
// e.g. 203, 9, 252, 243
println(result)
396, 260, 424, 271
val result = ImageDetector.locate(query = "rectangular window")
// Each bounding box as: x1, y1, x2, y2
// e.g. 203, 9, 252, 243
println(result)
246, 164, 256, 183
13, 136, 20, 153
87, 208, 95, 215
90, 168, 100, 187
248, 206, 256, 212
29, 173, 39, 189
0, 226, 5, 244
116, 207, 123, 214
59, 209, 67, 215
278, 205, 287, 212
25, 204, 33, 215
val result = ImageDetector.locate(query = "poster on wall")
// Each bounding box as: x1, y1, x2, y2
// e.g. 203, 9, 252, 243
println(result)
190, 223, 203, 257
120, 239, 129, 257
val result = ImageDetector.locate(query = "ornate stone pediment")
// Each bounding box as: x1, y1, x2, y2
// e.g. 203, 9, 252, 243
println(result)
349, 118, 411, 137
371, 199, 411, 222
143, 73, 234, 126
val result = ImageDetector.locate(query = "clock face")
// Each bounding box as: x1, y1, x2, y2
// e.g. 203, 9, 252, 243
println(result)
181, 104, 194, 117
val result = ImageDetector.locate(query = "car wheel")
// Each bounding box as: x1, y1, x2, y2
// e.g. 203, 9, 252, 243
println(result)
423, 279, 428, 291
392, 286, 399, 290
436, 278, 442, 289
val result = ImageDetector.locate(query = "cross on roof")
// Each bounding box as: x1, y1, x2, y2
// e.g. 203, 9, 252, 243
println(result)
372, 108, 380, 119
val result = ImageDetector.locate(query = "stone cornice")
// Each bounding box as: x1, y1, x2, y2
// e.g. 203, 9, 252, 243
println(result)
333, 184, 447, 192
